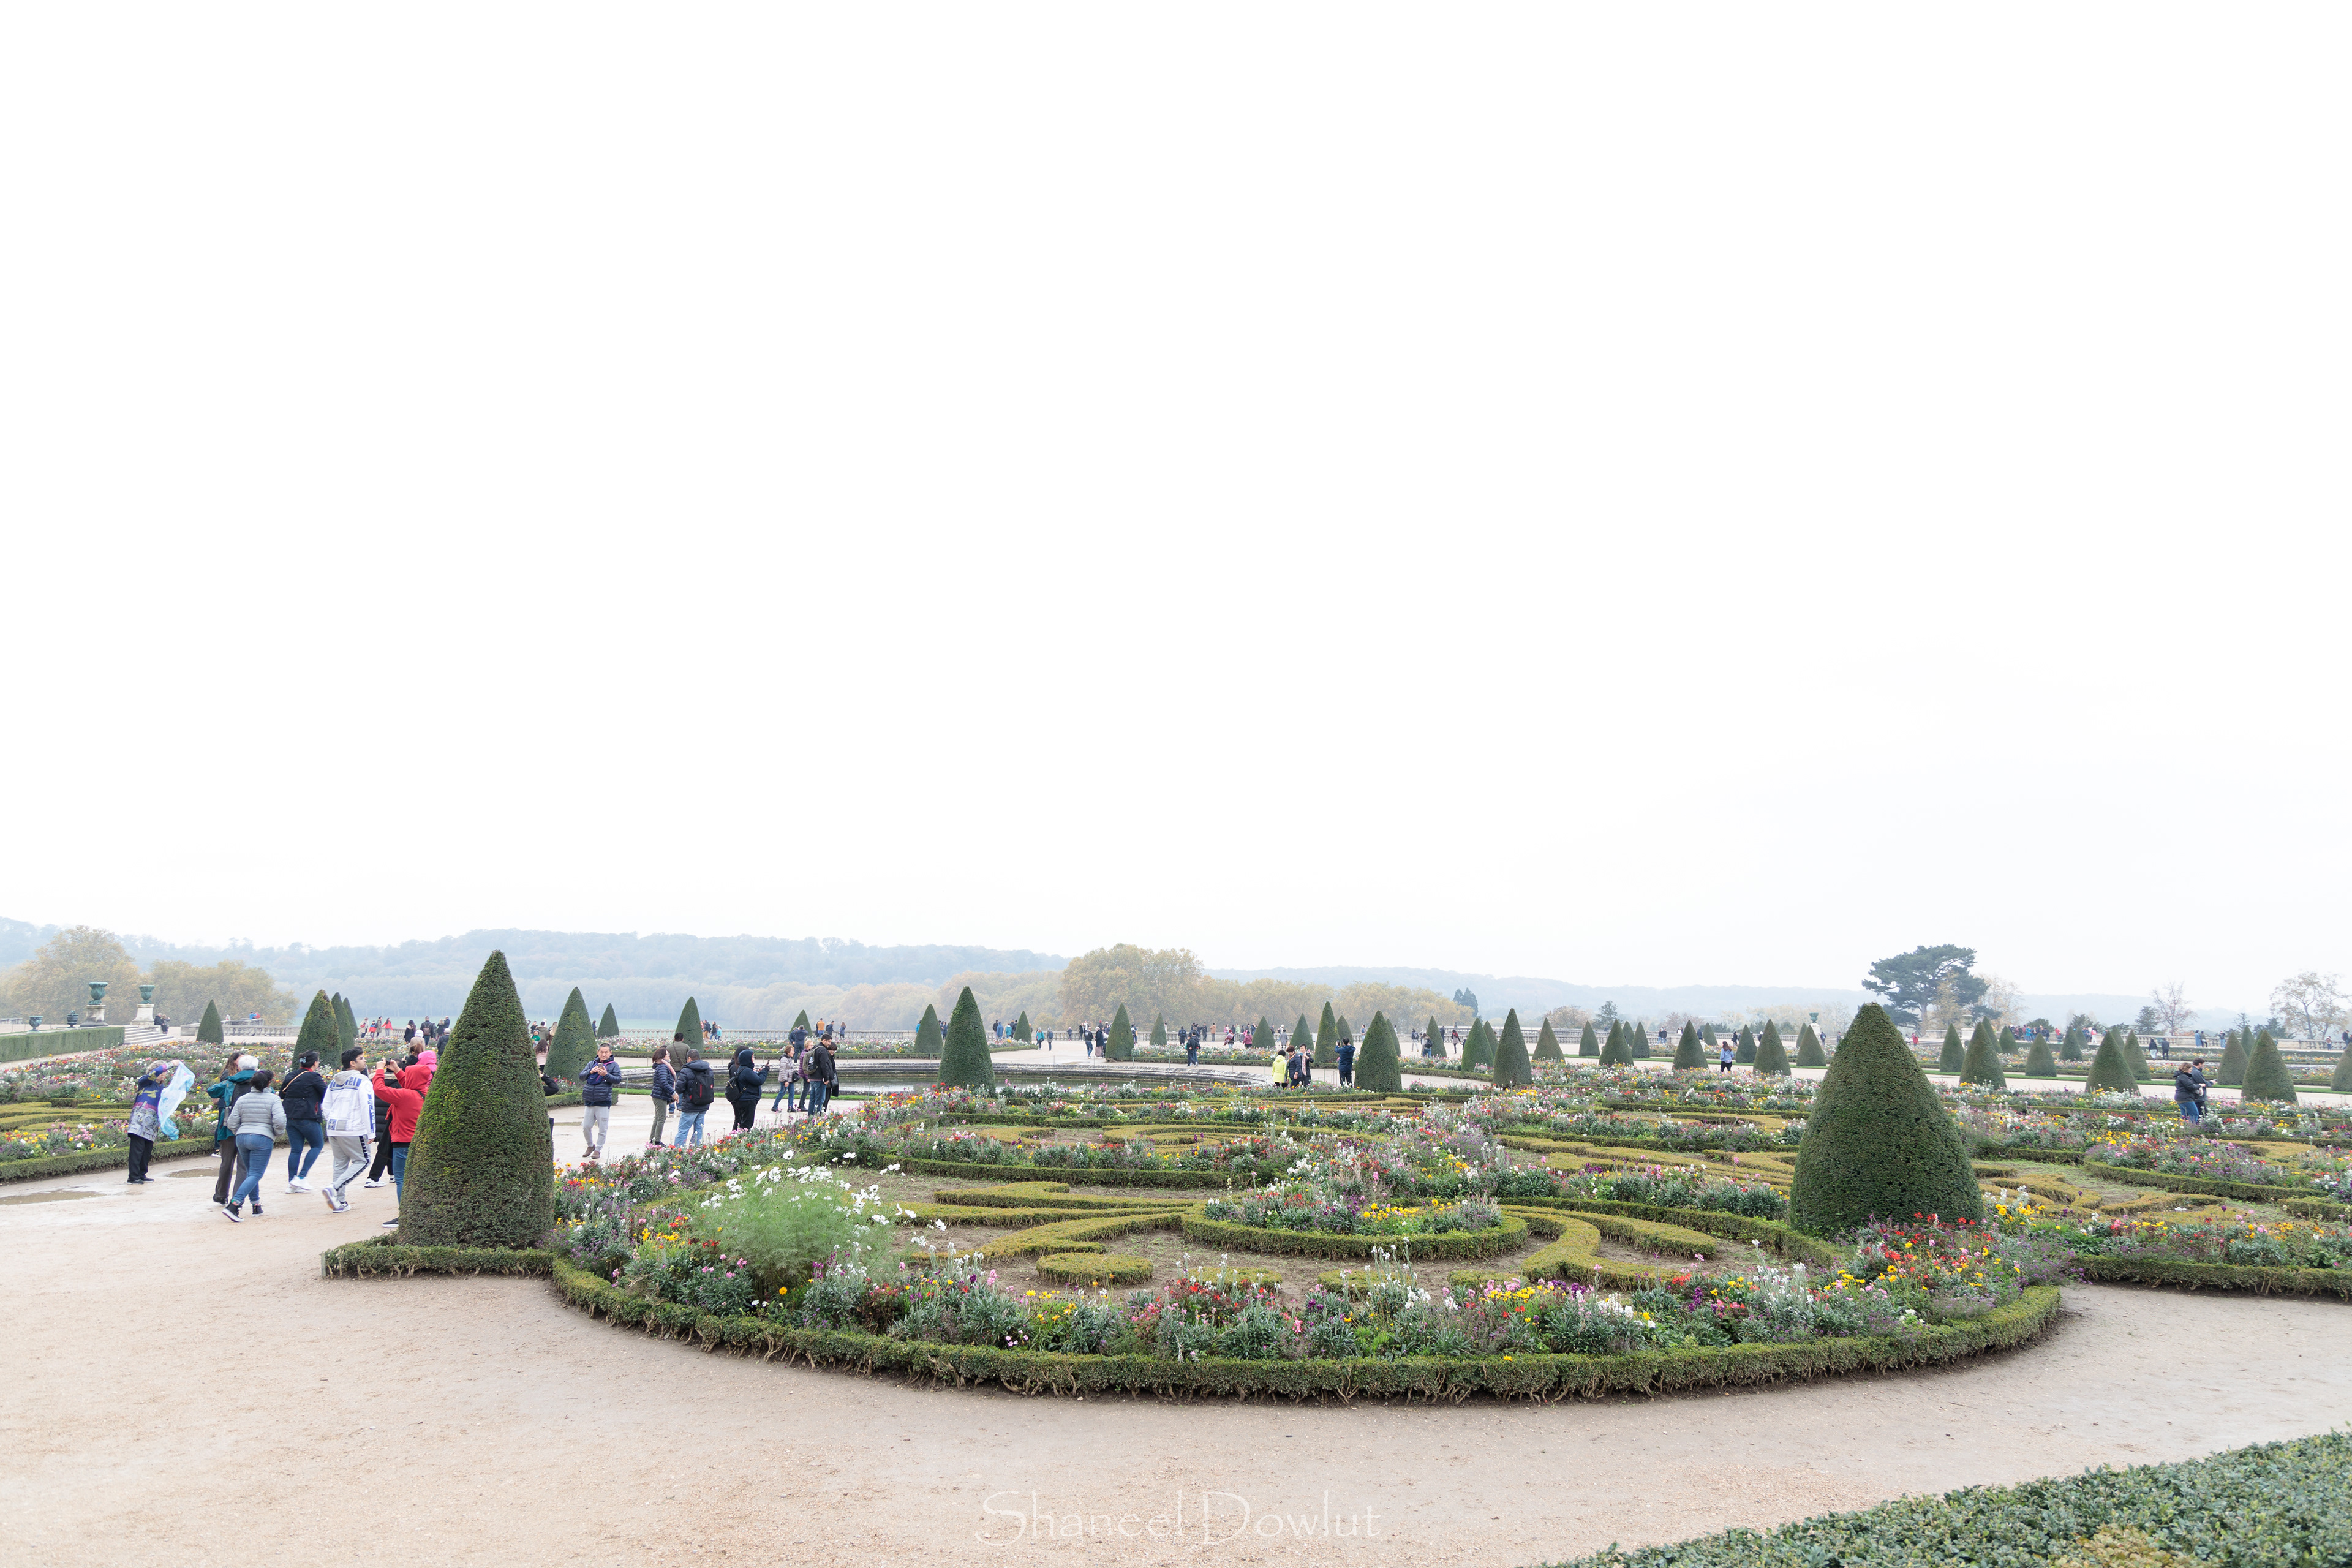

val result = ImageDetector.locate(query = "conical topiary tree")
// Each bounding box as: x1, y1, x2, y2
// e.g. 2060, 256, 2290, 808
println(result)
1355, 1012, 1404, 1093
1789, 1003, 1983, 1237
1464, 1019, 1495, 1071
1150, 1014, 1167, 1048
1423, 1016, 1442, 1058
1578, 1020, 1600, 1058
597, 1004, 620, 1038
938, 986, 995, 1088
1012, 1011, 1031, 1042
1754, 1021, 1790, 1076
1673, 1022, 1706, 1071
1253, 1016, 1273, 1054
333, 993, 358, 1055
1939, 1025, 1966, 1075
1959, 1020, 2007, 1090
1533, 1017, 1563, 1061
400, 950, 554, 1248
295, 990, 339, 1069
2216, 1030, 2248, 1087
1315, 1003, 1340, 1068
2025, 1035, 2057, 1077
2122, 1029, 2151, 1082
676, 997, 703, 1051
1295, 1016, 1316, 1060
1795, 1023, 1826, 1068
1702, 1023, 1719, 1050
1492, 1009, 1533, 1088
2060, 1023, 2086, 1062
2329, 1043, 2352, 1095
2083, 1030, 2138, 1093
1630, 1022, 1651, 1060
1599, 1020, 1630, 1066
2241, 1030, 2297, 1105
1337, 1015, 1354, 1052
197, 999, 224, 1047
545, 987, 594, 1083
1736, 1025, 1757, 1065
790, 1009, 811, 1035
913, 1003, 943, 1056
1106, 1003, 1136, 1061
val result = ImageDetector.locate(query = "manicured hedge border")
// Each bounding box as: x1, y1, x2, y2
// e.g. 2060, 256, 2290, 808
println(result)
1977, 1144, 2349, 1208
321, 1236, 557, 1277
866, 1153, 1276, 1189
1, 1134, 237, 1185
2074, 1255, 2352, 1299
1180, 1213, 1528, 1261
1504, 1197, 1842, 1270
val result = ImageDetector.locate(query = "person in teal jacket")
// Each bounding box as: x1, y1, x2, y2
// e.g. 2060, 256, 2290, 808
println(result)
206, 1057, 257, 1207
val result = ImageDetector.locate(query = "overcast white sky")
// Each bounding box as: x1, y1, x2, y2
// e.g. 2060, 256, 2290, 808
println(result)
5, 7, 2345, 1012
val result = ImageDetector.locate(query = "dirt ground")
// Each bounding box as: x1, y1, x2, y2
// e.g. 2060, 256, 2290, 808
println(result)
7, 1100, 2351, 1568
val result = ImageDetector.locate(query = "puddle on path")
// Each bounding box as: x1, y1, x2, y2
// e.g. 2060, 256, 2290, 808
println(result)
0, 1189, 97, 1205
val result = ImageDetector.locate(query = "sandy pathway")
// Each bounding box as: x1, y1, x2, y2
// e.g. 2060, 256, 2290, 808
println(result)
4, 1110, 2349, 1567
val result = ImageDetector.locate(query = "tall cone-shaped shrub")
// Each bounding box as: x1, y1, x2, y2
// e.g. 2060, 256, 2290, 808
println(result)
1355, 1012, 1404, 1093
1338, 1016, 1354, 1048
2241, 1030, 2297, 1104
2060, 1024, 2086, 1062
1012, 1012, 1031, 1042
1253, 1016, 1272, 1052
295, 991, 339, 1067
2025, 1035, 2057, 1077
1754, 1021, 1790, 1075
2329, 1044, 2352, 1095
1578, 1021, 1600, 1058
1630, 1022, 1651, 1060
1492, 1009, 1533, 1088
1795, 1023, 1826, 1068
2122, 1030, 2151, 1082
938, 986, 995, 1088
676, 997, 703, 1050
1599, 1021, 1630, 1066
1422, 1016, 1442, 1058
1464, 1019, 1495, 1070
1315, 1004, 1340, 1068
913, 1004, 943, 1056
2216, 1031, 2248, 1086
1673, 1022, 1706, 1071
197, 999, 224, 1047
1736, 1025, 1757, 1065
1959, 1020, 2007, 1089
791, 1009, 811, 1035
545, 987, 594, 1082
1295, 1016, 1316, 1059
333, 993, 358, 1054
1789, 1004, 1983, 1237
1106, 1003, 1136, 1062
401, 951, 554, 1248
1533, 1018, 1563, 1061
1939, 1025, 1966, 1075
1150, 1015, 1167, 1048
2083, 1030, 2138, 1093
597, 1004, 620, 1038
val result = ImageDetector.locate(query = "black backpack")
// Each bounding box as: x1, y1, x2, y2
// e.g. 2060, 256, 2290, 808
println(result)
681, 1072, 715, 1112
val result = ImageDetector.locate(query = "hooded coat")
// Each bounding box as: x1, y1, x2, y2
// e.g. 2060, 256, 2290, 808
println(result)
725, 1048, 769, 1107
677, 1060, 717, 1112
371, 1066, 425, 1143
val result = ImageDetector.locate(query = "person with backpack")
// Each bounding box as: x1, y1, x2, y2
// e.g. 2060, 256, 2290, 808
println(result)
803, 1036, 836, 1117
673, 1054, 716, 1145
206, 1055, 258, 1207
221, 1069, 287, 1223
320, 1049, 376, 1213
280, 1051, 329, 1191
723, 1047, 769, 1133
647, 1042, 677, 1147
578, 1042, 624, 1160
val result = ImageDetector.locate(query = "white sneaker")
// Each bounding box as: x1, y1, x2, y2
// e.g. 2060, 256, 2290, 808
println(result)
363, 1178, 384, 1188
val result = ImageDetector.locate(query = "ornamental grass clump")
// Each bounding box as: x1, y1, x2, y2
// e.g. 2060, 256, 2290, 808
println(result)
399, 950, 555, 1249
684, 1163, 900, 1295
1789, 1003, 1983, 1237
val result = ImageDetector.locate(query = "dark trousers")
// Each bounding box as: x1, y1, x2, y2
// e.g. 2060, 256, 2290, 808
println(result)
367, 1133, 396, 1181
211, 1139, 247, 1203
731, 1098, 756, 1131
127, 1134, 154, 1182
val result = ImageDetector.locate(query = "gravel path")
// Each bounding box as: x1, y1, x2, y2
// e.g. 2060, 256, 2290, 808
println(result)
5, 1110, 2348, 1568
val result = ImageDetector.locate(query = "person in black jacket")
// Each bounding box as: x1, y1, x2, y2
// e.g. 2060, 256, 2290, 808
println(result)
2174, 1060, 2209, 1125
724, 1047, 769, 1132
647, 1041, 678, 1148
803, 1039, 837, 1117
281, 1052, 328, 1192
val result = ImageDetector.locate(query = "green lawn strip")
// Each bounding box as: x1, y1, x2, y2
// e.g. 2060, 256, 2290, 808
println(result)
1178, 1213, 1528, 1261
1534, 1430, 2351, 1567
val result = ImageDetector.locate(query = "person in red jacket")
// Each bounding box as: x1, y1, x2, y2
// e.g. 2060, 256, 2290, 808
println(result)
371, 1065, 425, 1224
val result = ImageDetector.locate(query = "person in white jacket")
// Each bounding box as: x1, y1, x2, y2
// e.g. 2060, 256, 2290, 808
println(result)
222, 1070, 287, 1222
318, 1049, 376, 1213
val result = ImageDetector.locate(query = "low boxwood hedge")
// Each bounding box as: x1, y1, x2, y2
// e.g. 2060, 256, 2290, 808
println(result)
2075, 1254, 2352, 1299
1504, 1197, 1843, 1270
1540, 1430, 2352, 1566
1, 1134, 242, 1185
869, 1154, 1275, 1189
320, 1236, 557, 1277
1036, 1253, 1153, 1286
1178, 1213, 1529, 1260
